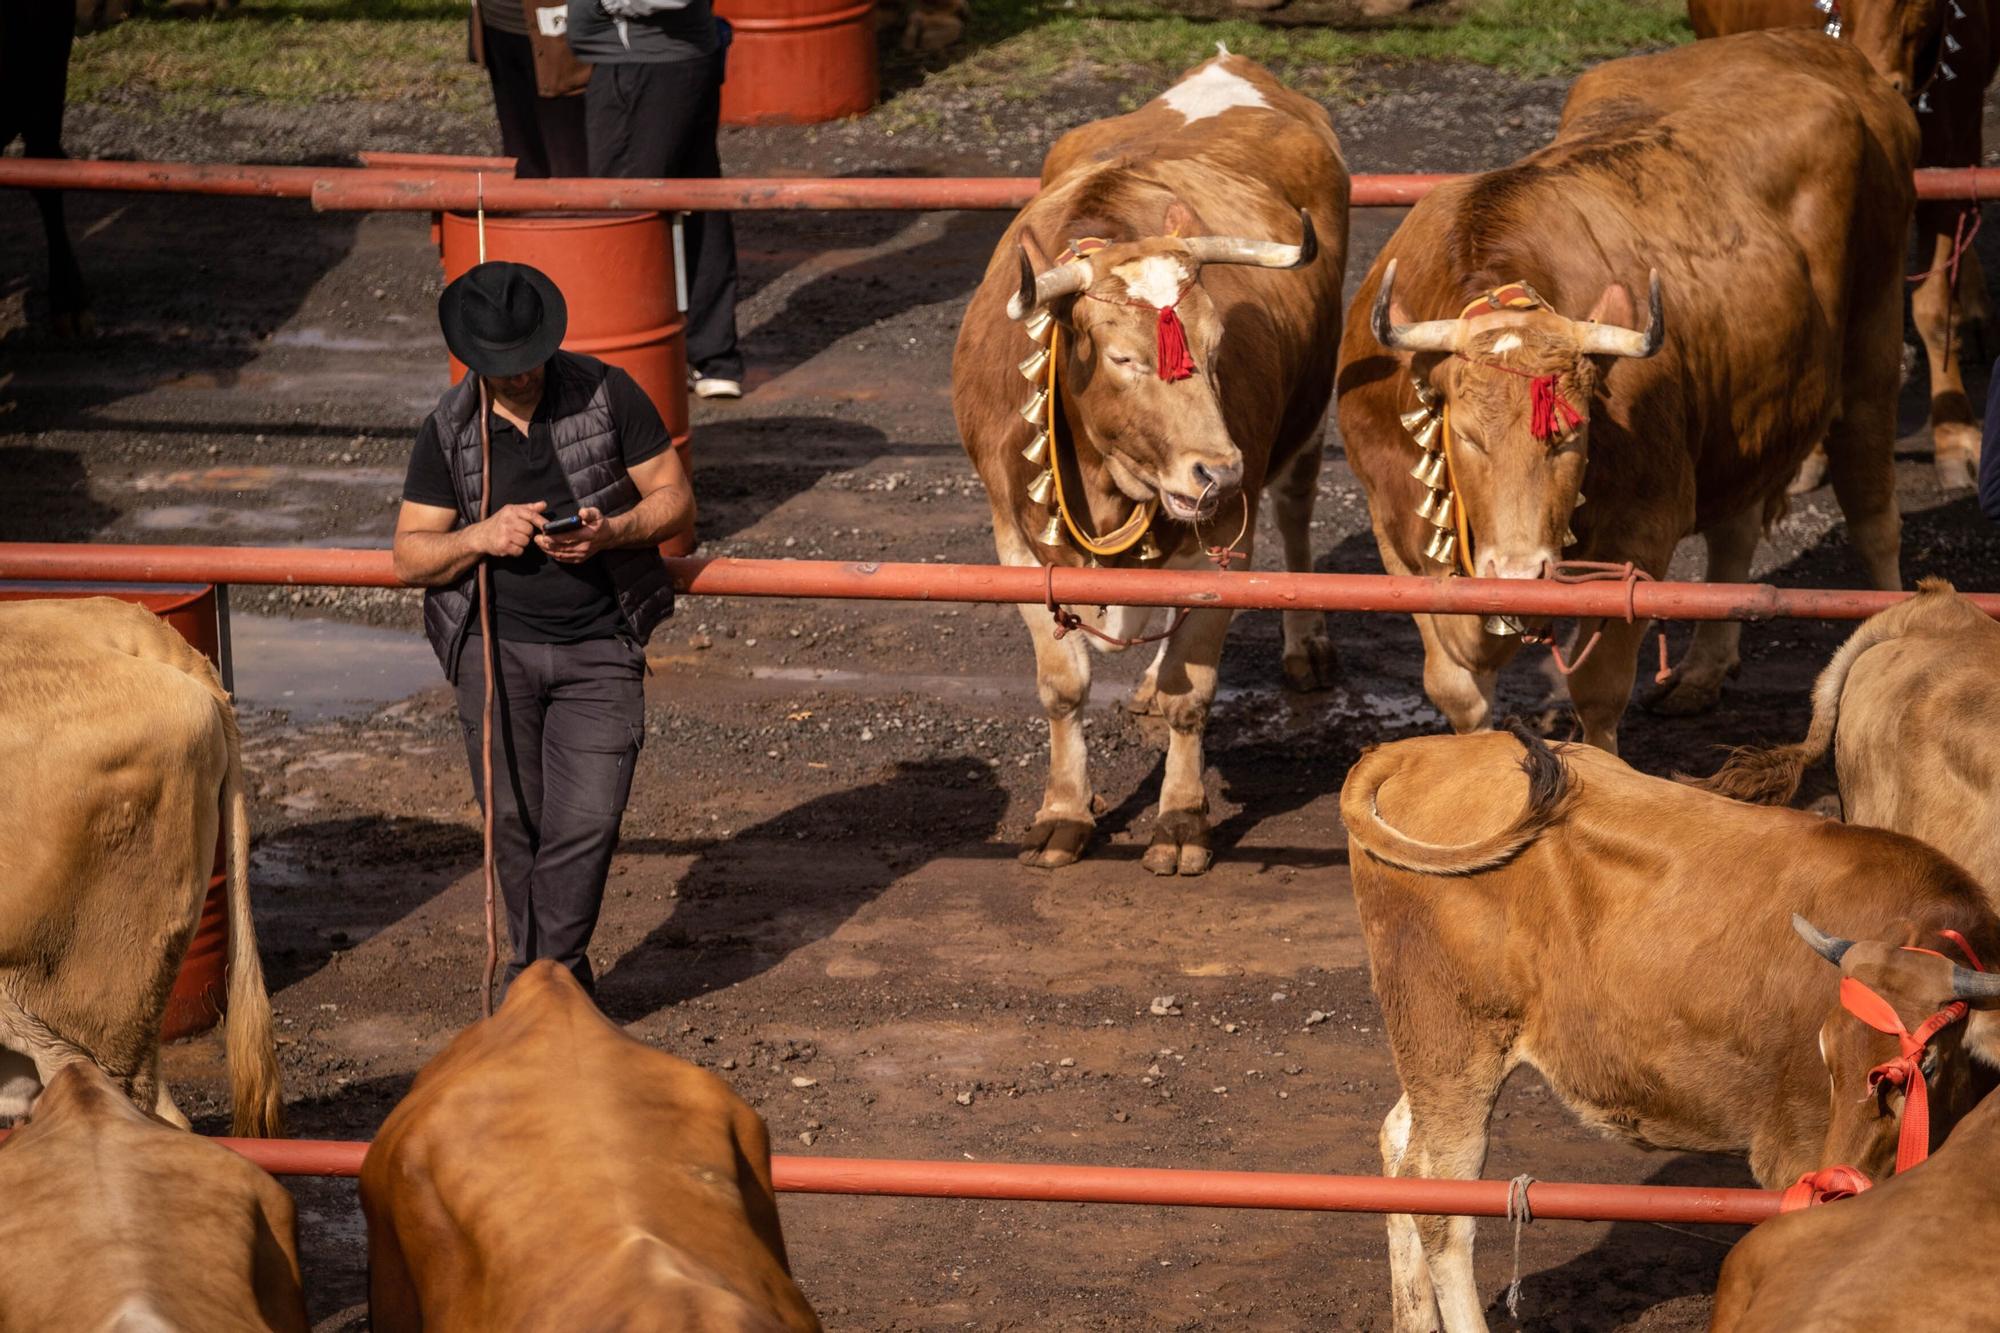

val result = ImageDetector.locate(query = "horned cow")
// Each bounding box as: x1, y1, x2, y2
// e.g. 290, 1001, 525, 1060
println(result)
953, 49, 1349, 875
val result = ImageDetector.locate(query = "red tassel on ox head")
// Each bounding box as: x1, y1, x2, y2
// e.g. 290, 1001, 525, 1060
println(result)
1155, 305, 1196, 383
1529, 373, 1581, 443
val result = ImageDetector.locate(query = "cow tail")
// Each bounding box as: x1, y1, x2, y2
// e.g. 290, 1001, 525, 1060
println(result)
221, 713, 285, 1138
1340, 724, 1572, 876
1680, 592, 1924, 805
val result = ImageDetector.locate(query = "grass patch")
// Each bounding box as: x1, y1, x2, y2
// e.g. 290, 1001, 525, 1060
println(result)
67, 0, 1687, 119
69, 0, 484, 114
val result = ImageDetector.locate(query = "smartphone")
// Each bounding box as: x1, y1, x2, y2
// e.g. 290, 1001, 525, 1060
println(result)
543, 513, 585, 537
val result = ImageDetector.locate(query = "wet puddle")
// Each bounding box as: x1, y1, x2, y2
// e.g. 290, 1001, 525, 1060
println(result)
232, 615, 437, 722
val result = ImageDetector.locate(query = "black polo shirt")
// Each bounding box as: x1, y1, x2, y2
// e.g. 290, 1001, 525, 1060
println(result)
403, 369, 671, 643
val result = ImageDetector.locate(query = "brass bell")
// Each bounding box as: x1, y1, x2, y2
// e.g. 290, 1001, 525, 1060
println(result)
1426, 492, 1455, 530
1137, 532, 1164, 561
1424, 528, 1458, 566
1027, 470, 1055, 505
1411, 414, 1443, 452
1411, 376, 1440, 408
1400, 406, 1434, 435
1036, 512, 1065, 545
1019, 389, 1049, 427
1410, 450, 1448, 489
1415, 487, 1445, 522
1483, 615, 1525, 638
1563, 524, 1578, 546
1018, 346, 1050, 382
1573, 490, 1586, 507
1025, 309, 1054, 343
1021, 432, 1049, 466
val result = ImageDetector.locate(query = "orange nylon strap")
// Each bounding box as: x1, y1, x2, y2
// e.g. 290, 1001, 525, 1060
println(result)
1438, 403, 1475, 577
1043, 322, 1156, 558
1840, 975, 1970, 1175
1779, 1165, 1873, 1213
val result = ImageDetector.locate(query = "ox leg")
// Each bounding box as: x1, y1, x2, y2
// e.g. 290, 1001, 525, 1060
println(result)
1397, 1059, 1509, 1333
145, 1049, 191, 1130
1143, 605, 1232, 877
1014, 598, 1097, 869
1914, 204, 1983, 490
1268, 447, 1337, 692
1381, 1095, 1443, 1332
1649, 507, 1761, 717
1561, 616, 1649, 755
1822, 379, 1905, 598
1415, 614, 1496, 735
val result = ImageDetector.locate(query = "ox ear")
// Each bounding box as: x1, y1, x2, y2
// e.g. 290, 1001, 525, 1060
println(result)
1163, 200, 1203, 238
1586, 282, 1636, 329
1575, 270, 1664, 360
1792, 914, 1856, 967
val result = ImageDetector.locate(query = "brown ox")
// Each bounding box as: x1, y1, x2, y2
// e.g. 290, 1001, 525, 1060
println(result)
1336, 32, 1911, 752
1693, 578, 2000, 887
362, 961, 820, 1332
953, 50, 1348, 875
0, 597, 283, 1136
1710, 1079, 2000, 1331
1690, 0, 1998, 490
0, 1062, 307, 1331
1341, 728, 2000, 1333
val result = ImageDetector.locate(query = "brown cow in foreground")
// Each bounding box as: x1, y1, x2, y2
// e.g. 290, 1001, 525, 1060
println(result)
1710, 1084, 2000, 1331
0, 597, 283, 1136
362, 961, 819, 1332
1341, 729, 2000, 1333
953, 49, 1348, 875
0, 1062, 307, 1331
1690, 0, 1998, 490
1337, 31, 1911, 751
1692, 579, 2000, 887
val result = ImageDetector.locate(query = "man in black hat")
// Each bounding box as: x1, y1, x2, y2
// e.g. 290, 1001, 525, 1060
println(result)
393, 260, 693, 993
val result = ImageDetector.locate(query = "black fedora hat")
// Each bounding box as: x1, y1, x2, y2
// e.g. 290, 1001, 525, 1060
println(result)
438, 261, 568, 377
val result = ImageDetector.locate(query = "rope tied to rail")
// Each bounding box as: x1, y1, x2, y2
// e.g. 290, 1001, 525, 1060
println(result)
1778, 1165, 1873, 1213
1504, 1173, 1536, 1318
1515, 560, 1672, 682
1044, 562, 1188, 648
1194, 480, 1251, 570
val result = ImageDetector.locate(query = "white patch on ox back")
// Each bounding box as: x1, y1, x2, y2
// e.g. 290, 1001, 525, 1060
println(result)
1489, 332, 1523, 354
106, 1297, 175, 1333
1111, 255, 1187, 310
1160, 63, 1268, 124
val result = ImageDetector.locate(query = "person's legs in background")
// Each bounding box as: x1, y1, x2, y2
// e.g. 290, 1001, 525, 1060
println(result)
481, 26, 588, 179
455, 638, 551, 980
586, 55, 742, 392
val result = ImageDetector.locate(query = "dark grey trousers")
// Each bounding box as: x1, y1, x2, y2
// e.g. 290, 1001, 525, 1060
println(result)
454, 635, 646, 992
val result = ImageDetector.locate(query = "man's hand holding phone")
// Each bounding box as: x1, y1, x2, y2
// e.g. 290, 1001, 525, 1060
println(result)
471, 501, 548, 558
537, 506, 616, 563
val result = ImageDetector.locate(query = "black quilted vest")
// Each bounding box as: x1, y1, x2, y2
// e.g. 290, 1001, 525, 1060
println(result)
418, 351, 676, 681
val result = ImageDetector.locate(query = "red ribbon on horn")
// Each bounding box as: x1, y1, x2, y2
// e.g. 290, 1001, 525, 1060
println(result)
1156, 305, 1196, 383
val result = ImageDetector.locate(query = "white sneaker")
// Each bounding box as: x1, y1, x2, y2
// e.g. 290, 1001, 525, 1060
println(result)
691, 371, 743, 400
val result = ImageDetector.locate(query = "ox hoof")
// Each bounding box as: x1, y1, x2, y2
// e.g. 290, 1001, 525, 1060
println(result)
1142, 811, 1212, 877
1646, 673, 1724, 717
1936, 450, 1979, 493
1282, 633, 1338, 693
1786, 451, 1828, 495
1019, 817, 1094, 869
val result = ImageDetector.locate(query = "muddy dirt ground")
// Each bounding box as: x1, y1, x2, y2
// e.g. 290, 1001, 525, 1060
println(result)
6, 49, 2000, 1333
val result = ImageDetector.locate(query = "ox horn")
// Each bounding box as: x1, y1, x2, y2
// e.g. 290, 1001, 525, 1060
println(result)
1952, 965, 2000, 1001
1007, 242, 1094, 321
1792, 914, 1856, 967
1574, 270, 1665, 360
1370, 260, 1460, 354
1182, 208, 1319, 271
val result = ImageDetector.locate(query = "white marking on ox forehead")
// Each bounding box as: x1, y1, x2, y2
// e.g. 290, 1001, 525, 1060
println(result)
1489, 332, 1523, 354
1110, 255, 1188, 309
1159, 62, 1268, 124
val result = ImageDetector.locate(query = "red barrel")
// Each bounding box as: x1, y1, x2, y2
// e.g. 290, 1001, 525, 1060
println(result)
437, 209, 696, 556
715, 0, 879, 125
0, 586, 230, 1041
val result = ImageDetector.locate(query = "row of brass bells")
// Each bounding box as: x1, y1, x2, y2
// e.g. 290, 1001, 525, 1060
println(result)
1022, 309, 1061, 546
1423, 528, 1457, 566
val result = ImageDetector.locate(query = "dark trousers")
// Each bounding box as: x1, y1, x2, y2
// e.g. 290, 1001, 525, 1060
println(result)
480, 26, 589, 179
1, 0, 85, 319
587, 54, 742, 379
454, 636, 646, 992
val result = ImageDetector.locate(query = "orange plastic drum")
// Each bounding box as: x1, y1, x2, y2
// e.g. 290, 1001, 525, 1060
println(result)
438, 209, 696, 555
0, 585, 229, 1041
715, 0, 879, 125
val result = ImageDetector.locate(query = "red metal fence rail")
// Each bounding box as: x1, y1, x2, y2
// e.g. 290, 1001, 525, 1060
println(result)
125, 1136, 1782, 1225
3, 543, 1996, 624
0, 157, 1995, 211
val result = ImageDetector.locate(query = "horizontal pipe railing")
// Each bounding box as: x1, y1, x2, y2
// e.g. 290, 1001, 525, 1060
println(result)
3, 543, 1995, 623
0, 156, 1993, 211
146, 1137, 1782, 1224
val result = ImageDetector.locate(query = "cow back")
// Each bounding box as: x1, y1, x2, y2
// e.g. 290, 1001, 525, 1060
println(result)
362, 962, 818, 1332
0, 1063, 305, 1332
